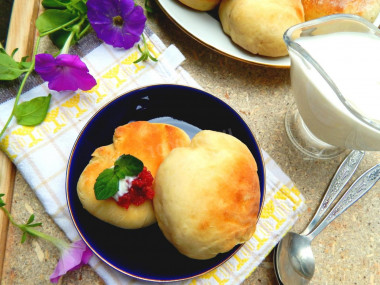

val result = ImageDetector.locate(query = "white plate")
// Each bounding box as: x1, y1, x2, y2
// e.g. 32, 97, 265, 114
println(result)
155, 0, 291, 68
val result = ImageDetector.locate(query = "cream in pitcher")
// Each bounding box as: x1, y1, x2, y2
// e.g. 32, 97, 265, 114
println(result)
290, 31, 380, 150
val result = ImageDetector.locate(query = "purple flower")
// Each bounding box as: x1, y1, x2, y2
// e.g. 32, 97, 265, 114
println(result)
87, 0, 147, 49
50, 240, 93, 283
35, 54, 97, 92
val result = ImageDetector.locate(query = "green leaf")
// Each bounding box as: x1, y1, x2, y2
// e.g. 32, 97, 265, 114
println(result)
20, 61, 32, 70
21, 232, 28, 243
0, 52, 29, 80
14, 94, 52, 126
68, 0, 87, 15
94, 168, 120, 200
42, 0, 70, 9
114, 154, 144, 178
0, 193, 5, 207
49, 29, 73, 49
27, 214, 35, 225
21, 55, 29, 62
11, 48, 18, 58
27, 223, 43, 227
133, 34, 158, 64
36, 9, 77, 35
94, 154, 144, 200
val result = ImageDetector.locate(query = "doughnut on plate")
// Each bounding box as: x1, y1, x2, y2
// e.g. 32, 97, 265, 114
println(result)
66, 84, 265, 282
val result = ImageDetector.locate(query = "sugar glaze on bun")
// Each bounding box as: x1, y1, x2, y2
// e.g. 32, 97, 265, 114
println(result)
77, 121, 191, 229
153, 130, 261, 260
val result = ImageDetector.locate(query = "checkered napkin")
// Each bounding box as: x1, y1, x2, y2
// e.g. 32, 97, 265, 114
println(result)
0, 28, 306, 284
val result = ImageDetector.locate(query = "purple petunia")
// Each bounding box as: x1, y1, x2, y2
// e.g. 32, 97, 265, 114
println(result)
50, 240, 93, 283
86, 0, 147, 49
35, 54, 97, 92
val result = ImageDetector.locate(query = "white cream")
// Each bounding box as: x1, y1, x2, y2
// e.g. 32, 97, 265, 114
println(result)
290, 31, 380, 150
113, 176, 136, 201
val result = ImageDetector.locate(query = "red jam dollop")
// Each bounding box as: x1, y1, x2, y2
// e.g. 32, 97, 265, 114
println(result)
116, 167, 154, 209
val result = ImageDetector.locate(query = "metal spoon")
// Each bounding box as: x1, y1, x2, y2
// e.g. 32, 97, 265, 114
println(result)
273, 150, 364, 283
274, 163, 380, 284
302, 150, 365, 235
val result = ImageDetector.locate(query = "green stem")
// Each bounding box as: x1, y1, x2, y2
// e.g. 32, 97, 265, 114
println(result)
60, 17, 86, 54
60, 30, 75, 55
39, 16, 81, 37
0, 37, 41, 140
78, 23, 91, 39
23, 226, 69, 251
0, 206, 68, 251
0, 204, 18, 227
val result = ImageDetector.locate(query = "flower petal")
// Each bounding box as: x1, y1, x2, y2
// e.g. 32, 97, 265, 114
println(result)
87, 0, 120, 19
96, 24, 127, 49
124, 6, 146, 36
35, 54, 59, 81
47, 68, 97, 92
119, 0, 135, 16
55, 54, 90, 72
35, 54, 96, 92
50, 240, 93, 283
87, 0, 146, 49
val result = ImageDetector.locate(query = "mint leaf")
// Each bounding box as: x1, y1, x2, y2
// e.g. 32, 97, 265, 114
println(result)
14, 94, 52, 126
114, 154, 143, 178
94, 154, 144, 200
94, 168, 120, 200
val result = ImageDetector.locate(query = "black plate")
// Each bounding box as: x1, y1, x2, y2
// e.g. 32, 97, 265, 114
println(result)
66, 84, 265, 282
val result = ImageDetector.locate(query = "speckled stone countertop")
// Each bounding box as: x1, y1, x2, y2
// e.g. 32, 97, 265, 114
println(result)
2, 1, 380, 284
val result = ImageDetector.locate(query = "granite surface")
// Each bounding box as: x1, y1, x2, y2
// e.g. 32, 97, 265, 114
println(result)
1, 1, 380, 284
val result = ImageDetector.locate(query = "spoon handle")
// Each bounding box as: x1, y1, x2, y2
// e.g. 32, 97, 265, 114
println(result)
301, 150, 365, 235
307, 163, 380, 241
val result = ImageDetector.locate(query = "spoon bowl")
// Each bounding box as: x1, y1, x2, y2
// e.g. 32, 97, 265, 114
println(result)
274, 163, 380, 284
287, 233, 314, 280
276, 232, 314, 284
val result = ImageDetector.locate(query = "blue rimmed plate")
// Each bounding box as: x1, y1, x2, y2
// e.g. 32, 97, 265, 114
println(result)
66, 84, 265, 282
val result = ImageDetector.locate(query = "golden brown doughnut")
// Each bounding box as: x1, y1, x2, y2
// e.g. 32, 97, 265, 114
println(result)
153, 130, 261, 259
77, 121, 191, 229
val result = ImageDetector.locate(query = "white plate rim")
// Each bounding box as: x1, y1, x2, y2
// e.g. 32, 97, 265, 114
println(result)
155, 0, 291, 68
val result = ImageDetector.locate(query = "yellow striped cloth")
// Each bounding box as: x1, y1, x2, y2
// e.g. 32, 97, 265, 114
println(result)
0, 30, 305, 284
